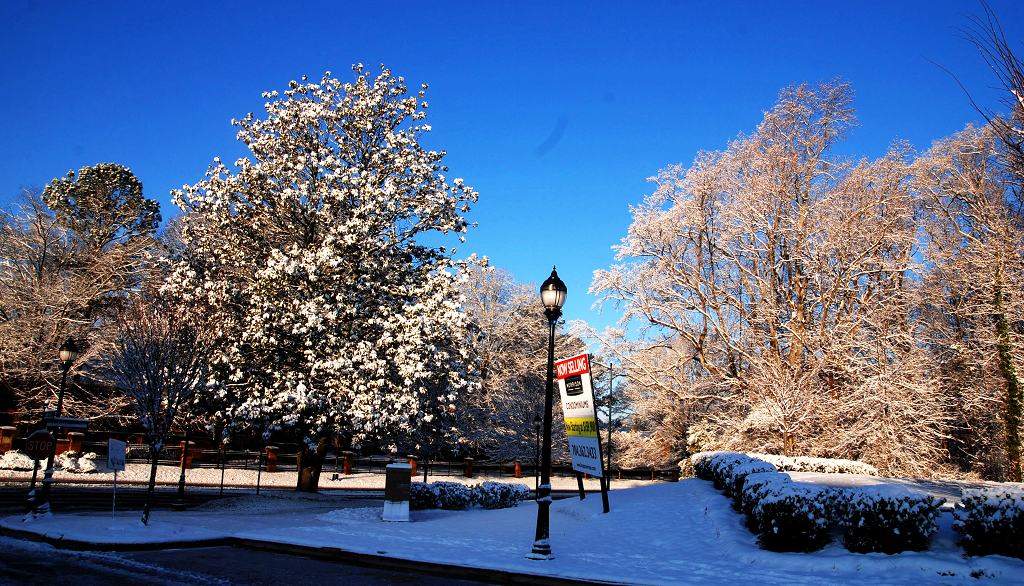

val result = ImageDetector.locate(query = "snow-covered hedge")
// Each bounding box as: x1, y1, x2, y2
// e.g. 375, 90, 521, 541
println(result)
753, 454, 878, 476
0, 449, 34, 471
56, 451, 102, 474
753, 483, 833, 552
410, 482, 439, 510
471, 482, 532, 509
409, 481, 473, 510
694, 451, 937, 554
841, 487, 944, 553
689, 451, 877, 478
411, 481, 530, 511
954, 486, 1024, 559
739, 472, 793, 520
692, 451, 774, 497
1, 449, 105, 473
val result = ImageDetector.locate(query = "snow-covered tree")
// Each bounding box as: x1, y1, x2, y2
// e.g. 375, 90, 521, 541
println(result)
459, 266, 583, 462
915, 124, 1024, 481
167, 66, 478, 491
592, 82, 948, 476
0, 164, 159, 422
107, 295, 207, 525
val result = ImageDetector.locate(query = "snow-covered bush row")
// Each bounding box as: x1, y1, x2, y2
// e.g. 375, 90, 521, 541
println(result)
753, 482, 834, 552
55, 451, 102, 474
471, 481, 532, 509
410, 481, 530, 511
1, 449, 105, 473
691, 451, 776, 498
689, 451, 877, 479
0, 449, 34, 471
412, 481, 473, 510
409, 482, 439, 510
754, 454, 878, 476
841, 486, 945, 553
694, 451, 941, 553
954, 486, 1024, 559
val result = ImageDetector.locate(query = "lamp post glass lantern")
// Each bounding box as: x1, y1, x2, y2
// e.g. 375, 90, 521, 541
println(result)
34, 337, 80, 516
529, 267, 566, 560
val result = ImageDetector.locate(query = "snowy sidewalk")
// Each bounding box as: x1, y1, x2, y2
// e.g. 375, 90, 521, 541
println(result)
3, 480, 1023, 585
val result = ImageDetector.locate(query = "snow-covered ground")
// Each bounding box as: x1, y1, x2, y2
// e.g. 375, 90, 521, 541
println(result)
4, 478, 1022, 585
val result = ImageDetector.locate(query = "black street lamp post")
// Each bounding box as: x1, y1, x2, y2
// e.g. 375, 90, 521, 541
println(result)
533, 414, 541, 495
34, 337, 79, 516
528, 267, 566, 561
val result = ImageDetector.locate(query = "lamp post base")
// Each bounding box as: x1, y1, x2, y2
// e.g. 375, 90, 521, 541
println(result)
526, 540, 554, 560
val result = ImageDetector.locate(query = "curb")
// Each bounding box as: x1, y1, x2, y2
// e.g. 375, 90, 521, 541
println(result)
0, 524, 625, 585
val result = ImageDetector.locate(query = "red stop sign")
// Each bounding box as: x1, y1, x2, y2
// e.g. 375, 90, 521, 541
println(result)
24, 430, 55, 460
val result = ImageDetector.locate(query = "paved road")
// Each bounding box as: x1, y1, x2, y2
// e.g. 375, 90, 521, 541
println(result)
0, 537, 489, 585
0, 485, 228, 516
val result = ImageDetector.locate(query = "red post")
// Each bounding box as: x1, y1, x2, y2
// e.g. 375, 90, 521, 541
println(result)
179, 441, 194, 469
514, 460, 522, 478
343, 451, 353, 475
407, 455, 417, 477
264, 446, 279, 472
0, 426, 15, 453
66, 432, 84, 454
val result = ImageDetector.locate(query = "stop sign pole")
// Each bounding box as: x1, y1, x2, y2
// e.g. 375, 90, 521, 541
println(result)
23, 430, 55, 510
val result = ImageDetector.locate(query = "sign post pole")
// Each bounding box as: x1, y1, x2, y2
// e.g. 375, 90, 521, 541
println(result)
107, 438, 126, 518
24, 429, 56, 513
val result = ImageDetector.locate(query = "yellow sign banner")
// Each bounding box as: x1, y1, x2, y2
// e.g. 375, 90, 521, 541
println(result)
564, 417, 599, 437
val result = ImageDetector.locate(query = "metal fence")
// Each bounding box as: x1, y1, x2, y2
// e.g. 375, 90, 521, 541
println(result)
6, 436, 679, 483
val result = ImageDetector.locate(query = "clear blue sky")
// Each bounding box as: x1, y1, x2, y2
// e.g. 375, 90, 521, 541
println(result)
2, 1, 1023, 333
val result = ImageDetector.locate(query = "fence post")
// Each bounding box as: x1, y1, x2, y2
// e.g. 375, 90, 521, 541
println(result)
463, 457, 473, 478
514, 460, 522, 478
66, 432, 84, 454
179, 440, 194, 469
0, 426, 15, 453
407, 455, 417, 477
342, 451, 353, 475
264, 446, 279, 472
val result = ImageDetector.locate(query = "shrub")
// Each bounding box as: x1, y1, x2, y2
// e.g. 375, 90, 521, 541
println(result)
740, 472, 792, 522
753, 484, 832, 552
954, 487, 1024, 559
691, 451, 730, 481
409, 482, 439, 510
841, 487, 944, 554
472, 482, 532, 509
690, 451, 877, 483
728, 460, 777, 503
55, 451, 101, 473
432, 481, 473, 510
678, 458, 695, 479
750, 453, 878, 476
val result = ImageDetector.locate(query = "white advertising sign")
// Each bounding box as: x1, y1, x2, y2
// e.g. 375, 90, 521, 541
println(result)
556, 353, 604, 477
107, 438, 126, 471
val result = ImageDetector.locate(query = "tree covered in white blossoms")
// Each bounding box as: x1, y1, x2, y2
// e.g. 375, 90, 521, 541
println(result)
166, 65, 479, 491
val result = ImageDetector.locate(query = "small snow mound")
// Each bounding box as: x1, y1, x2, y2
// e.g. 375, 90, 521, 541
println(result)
0, 450, 35, 471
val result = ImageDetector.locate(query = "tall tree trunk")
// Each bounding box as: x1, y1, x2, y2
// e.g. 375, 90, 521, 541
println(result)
993, 270, 1023, 482
295, 436, 329, 493
141, 445, 160, 525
